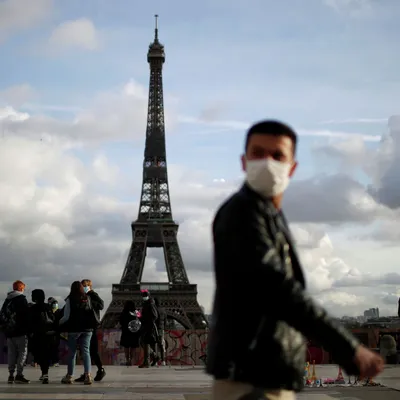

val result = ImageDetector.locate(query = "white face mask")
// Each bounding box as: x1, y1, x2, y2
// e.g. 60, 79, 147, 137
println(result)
142, 296, 149, 301
245, 158, 292, 198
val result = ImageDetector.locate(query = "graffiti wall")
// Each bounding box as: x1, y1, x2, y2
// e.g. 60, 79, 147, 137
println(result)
0, 329, 344, 366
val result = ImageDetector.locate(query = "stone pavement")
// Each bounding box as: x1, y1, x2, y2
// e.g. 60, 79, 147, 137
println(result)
0, 364, 400, 399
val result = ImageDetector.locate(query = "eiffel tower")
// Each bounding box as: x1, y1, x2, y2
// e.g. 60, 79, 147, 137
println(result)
102, 16, 207, 330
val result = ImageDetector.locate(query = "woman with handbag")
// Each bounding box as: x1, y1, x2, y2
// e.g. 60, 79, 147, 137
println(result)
59, 281, 96, 385
119, 300, 141, 366
28, 289, 56, 384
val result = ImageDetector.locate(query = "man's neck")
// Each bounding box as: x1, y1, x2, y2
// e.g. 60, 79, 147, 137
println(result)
272, 194, 283, 210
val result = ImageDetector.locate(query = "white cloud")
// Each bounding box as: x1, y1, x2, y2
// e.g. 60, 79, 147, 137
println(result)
0, 79, 179, 144
48, 18, 100, 51
323, 0, 374, 16
180, 116, 382, 142
319, 115, 400, 210
0, 84, 36, 108
0, 0, 53, 43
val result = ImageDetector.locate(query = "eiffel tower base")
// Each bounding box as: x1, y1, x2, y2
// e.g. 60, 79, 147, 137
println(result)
101, 283, 207, 330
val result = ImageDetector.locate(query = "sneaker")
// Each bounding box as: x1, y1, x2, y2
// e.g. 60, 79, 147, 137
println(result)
54, 363, 60, 367
151, 356, 159, 367
161, 361, 166, 366
61, 374, 73, 384
39, 375, 44, 381
74, 374, 85, 383
42, 375, 49, 384
15, 375, 30, 384
94, 368, 106, 382
7, 375, 14, 384
84, 373, 92, 385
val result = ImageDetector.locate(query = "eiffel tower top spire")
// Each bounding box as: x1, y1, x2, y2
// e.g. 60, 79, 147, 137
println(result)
154, 14, 159, 42
147, 14, 165, 63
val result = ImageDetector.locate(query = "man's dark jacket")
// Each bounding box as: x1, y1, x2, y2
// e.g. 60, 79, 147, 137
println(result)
1, 291, 29, 338
140, 298, 159, 345
156, 306, 167, 331
206, 184, 361, 392
87, 290, 104, 326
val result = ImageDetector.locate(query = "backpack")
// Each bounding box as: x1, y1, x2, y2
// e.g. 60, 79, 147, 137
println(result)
35, 305, 55, 334
0, 299, 17, 335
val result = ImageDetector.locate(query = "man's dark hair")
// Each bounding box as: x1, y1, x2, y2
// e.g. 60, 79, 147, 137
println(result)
244, 120, 297, 155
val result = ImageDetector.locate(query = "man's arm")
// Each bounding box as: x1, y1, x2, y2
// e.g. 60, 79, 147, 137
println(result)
15, 296, 29, 330
242, 199, 360, 374
59, 299, 70, 325
89, 291, 104, 311
151, 303, 159, 322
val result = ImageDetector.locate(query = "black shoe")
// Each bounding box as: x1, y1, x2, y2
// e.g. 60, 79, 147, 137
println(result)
151, 356, 159, 367
74, 374, 85, 382
42, 376, 49, 384
94, 368, 106, 382
15, 375, 30, 384
7, 375, 14, 384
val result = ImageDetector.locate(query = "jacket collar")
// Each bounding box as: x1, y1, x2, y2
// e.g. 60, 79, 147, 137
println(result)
240, 183, 279, 217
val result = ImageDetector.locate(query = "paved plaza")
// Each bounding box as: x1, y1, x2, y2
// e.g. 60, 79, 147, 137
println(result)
0, 365, 400, 399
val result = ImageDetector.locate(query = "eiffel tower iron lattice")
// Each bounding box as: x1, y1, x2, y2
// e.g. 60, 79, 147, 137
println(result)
102, 16, 207, 330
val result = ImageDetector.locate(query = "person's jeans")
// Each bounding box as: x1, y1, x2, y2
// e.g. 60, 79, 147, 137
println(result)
67, 332, 92, 376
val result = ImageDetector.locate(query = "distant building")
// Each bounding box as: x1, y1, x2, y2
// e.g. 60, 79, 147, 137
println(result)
364, 308, 379, 320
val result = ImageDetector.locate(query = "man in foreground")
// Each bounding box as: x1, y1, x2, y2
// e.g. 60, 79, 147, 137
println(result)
206, 120, 384, 400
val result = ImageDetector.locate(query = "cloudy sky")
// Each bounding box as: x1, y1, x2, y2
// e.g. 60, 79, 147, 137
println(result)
1, 0, 400, 318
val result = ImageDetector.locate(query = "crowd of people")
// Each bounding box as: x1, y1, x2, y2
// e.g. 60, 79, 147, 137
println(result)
0, 280, 167, 385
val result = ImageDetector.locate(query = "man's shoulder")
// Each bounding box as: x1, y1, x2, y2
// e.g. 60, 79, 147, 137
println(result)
214, 186, 252, 221
88, 290, 102, 299
13, 294, 27, 305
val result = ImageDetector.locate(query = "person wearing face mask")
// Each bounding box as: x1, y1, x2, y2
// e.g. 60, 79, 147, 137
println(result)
138, 289, 158, 368
73, 279, 106, 383
207, 120, 384, 400
119, 300, 141, 366
48, 298, 61, 367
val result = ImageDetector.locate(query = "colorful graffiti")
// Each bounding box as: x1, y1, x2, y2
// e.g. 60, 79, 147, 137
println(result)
0, 329, 333, 366
97, 329, 209, 366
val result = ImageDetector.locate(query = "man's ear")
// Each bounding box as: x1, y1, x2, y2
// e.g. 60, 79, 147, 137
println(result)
289, 161, 298, 177
241, 154, 246, 172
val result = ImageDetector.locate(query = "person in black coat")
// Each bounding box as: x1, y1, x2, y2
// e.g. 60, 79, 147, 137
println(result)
138, 290, 158, 368
119, 300, 141, 366
73, 279, 106, 383
28, 289, 56, 384
0, 280, 30, 383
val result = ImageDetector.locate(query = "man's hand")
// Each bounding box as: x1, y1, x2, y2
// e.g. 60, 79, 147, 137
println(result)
354, 345, 384, 379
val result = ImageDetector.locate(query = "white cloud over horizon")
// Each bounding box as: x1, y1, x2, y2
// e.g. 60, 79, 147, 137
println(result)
0, 96, 399, 319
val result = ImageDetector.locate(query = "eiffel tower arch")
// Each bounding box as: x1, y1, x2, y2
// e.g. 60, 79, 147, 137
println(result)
102, 16, 207, 330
